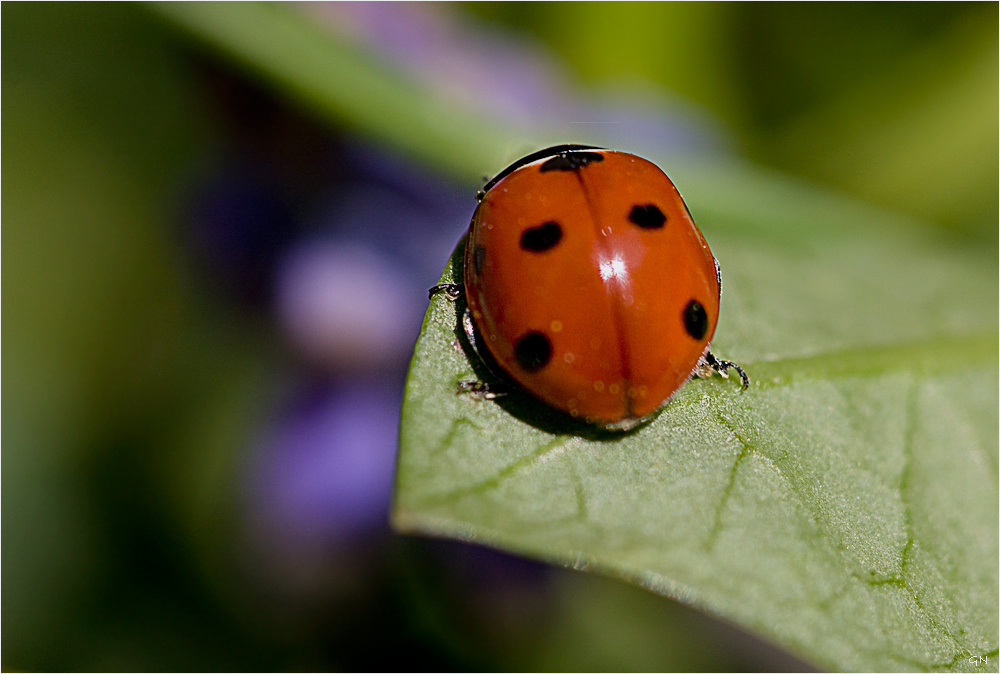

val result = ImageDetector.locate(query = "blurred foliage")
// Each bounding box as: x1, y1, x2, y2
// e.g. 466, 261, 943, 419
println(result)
3, 2, 996, 672
466, 2, 999, 239
3, 3, 281, 669
151, 2, 501, 185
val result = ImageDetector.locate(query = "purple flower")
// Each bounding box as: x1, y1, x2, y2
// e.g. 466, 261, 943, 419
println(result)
243, 378, 402, 593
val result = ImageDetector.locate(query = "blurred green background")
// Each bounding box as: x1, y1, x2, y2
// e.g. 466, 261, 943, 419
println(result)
481, 2, 998, 237
4, 2, 996, 670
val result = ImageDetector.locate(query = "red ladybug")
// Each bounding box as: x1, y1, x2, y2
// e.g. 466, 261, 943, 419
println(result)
433, 145, 747, 430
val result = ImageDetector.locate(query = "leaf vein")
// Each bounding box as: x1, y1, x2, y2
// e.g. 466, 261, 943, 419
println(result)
423, 436, 573, 507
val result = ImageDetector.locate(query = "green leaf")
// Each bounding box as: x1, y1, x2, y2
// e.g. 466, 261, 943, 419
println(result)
394, 170, 998, 671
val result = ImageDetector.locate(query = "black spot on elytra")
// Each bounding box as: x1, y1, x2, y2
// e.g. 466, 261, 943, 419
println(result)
473, 244, 487, 275
520, 221, 562, 252
683, 300, 708, 340
629, 204, 666, 229
540, 152, 604, 173
515, 331, 552, 372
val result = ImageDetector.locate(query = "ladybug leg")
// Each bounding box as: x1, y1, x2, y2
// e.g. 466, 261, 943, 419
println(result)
457, 379, 509, 400
427, 288, 492, 393
699, 351, 750, 392
428, 283, 464, 300
456, 309, 510, 399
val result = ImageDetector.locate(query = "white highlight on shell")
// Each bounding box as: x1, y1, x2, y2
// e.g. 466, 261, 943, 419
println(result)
598, 254, 627, 281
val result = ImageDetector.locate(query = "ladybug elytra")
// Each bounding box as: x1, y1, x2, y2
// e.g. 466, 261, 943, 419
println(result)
432, 145, 747, 430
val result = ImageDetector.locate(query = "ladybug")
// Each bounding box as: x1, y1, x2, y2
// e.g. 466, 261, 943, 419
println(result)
432, 145, 747, 430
